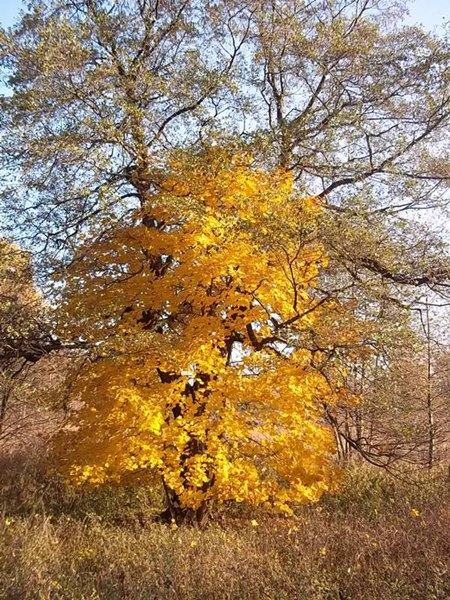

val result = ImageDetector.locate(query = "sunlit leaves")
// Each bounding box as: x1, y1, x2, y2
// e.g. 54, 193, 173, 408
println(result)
54, 151, 351, 514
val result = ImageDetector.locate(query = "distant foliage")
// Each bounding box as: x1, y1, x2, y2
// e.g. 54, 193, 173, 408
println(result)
0, 240, 40, 352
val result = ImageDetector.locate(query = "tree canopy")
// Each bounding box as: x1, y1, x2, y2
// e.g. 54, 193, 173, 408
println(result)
53, 151, 366, 522
1, 1, 450, 267
1, 0, 450, 522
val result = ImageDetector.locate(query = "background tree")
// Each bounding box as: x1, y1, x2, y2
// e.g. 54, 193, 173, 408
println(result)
0, 239, 55, 451
1, 0, 450, 286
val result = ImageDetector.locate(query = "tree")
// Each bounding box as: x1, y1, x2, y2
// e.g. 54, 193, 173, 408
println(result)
53, 150, 362, 523
1, 0, 450, 286
0, 239, 50, 449
2, 0, 450, 513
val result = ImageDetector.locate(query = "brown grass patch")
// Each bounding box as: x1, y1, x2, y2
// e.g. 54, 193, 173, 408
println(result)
0, 457, 449, 599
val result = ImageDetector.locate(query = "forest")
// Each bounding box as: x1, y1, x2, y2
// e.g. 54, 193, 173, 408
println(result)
0, 1, 449, 598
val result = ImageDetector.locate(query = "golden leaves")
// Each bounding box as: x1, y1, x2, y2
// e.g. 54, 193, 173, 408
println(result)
54, 150, 352, 512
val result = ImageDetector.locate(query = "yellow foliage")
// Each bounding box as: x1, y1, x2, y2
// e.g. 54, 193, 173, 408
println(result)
53, 150, 355, 513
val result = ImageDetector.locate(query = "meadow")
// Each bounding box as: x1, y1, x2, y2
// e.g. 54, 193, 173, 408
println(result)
1, 455, 448, 600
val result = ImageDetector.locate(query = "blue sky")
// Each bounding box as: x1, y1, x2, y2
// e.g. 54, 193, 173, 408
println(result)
0, 0, 448, 29
0, 0, 22, 28
410, 0, 448, 28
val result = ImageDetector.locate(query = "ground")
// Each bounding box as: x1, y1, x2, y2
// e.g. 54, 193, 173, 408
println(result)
0, 455, 448, 600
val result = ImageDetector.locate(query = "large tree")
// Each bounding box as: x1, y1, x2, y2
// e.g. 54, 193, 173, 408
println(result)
1, 0, 450, 275
1, 0, 450, 516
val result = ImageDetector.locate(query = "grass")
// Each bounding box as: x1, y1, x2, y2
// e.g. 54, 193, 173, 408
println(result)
0, 455, 449, 600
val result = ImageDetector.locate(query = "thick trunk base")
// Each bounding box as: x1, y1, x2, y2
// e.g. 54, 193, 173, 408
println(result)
155, 484, 210, 526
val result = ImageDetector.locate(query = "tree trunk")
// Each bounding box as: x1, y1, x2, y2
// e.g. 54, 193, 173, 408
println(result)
424, 300, 435, 469
157, 480, 210, 526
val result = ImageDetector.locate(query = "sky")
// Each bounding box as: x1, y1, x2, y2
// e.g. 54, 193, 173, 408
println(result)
0, 0, 448, 30
410, 0, 448, 28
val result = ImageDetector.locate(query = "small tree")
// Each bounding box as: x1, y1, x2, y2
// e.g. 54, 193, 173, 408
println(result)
0, 240, 47, 449
53, 151, 362, 523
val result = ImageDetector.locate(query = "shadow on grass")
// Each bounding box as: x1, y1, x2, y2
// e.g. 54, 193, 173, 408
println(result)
0, 451, 163, 526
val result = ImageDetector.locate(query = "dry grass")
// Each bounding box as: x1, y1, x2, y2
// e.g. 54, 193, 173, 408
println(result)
0, 456, 449, 600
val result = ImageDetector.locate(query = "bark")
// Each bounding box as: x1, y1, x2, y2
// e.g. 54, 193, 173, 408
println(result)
157, 480, 210, 527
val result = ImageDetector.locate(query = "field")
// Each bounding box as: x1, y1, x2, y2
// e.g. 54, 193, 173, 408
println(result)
1, 456, 449, 600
